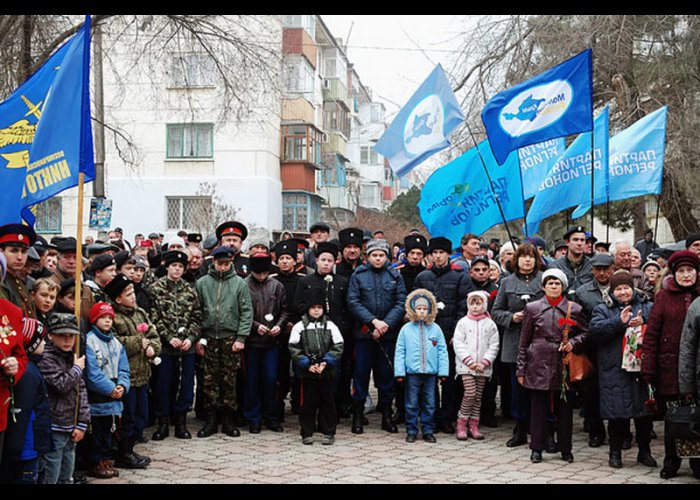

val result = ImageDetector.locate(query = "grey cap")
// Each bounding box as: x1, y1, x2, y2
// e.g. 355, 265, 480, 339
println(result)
27, 246, 40, 262
365, 238, 391, 257
590, 253, 615, 268
202, 233, 218, 251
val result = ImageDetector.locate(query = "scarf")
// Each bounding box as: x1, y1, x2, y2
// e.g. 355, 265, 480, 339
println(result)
546, 295, 564, 307
467, 312, 490, 321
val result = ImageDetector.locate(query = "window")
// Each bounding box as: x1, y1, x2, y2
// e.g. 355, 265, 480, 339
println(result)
282, 193, 321, 232
281, 124, 322, 165
282, 15, 315, 38
33, 197, 62, 233
318, 156, 347, 187
170, 54, 215, 88
166, 196, 212, 230
370, 103, 384, 123
322, 48, 347, 80
283, 55, 314, 96
360, 145, 380, 165
167, 124, 213, 159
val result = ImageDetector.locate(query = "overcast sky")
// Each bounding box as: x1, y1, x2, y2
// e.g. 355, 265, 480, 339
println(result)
321, 15, 470, 122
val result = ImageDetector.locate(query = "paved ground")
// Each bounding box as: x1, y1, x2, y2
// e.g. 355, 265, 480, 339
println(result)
87, 406, 699, 484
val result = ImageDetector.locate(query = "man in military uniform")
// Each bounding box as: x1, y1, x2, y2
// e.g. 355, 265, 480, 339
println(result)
270, 240, 306, 420
216, 221, 250, 278
195, 246, 253, 438
85, 254, 117, 304
293, 241, 353, 420
0, 223, 37, 318
335, 228, 364, 279
49, 237, 95, 325
288, 238, 313, 275
398, 233, 428, 293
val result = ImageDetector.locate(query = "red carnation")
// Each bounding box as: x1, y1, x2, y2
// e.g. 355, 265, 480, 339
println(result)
558, 318, 576, 328
489, 290, 498, 300
361, 324, 370, 334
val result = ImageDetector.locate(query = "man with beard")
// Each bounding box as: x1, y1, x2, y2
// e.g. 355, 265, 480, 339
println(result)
335, 228, 364, 279
399, 234, 428, 293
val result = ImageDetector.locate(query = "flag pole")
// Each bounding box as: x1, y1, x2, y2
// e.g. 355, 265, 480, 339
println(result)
73, 172, 85, 425
653, 194, 661, 251
590, 129, 595, 241
517, 156, 528, 238
465, 122, 515, 246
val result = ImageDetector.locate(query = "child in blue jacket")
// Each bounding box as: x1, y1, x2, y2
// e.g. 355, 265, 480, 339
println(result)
394, 288, 449, 443
84, 302, 130, 479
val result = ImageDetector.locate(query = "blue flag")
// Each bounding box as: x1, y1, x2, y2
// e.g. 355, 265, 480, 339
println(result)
374, 64, 464, 177
518, 138, 566, 200
418, 141, 524, 247
571, 106, 667, 217
481, 49, 593, 165
525, 108, 609, 234
0, 16, 94, 226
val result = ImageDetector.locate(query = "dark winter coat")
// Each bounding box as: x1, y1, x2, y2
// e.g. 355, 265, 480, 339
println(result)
589, 293, 653, 419
574, 279, 611, 321
399, 263, 426, 293
336, 258, 362, 279
516, 297, 588, 391
347, 262, 407, 342
549, 254, 593, 293
492, 272, 544, 364
413, 264, 474, 340
642, 276, 700, 396
271, 270, 305, 328
2, 356, 52, 461
245, 275, 290, 349
294, 272, 350, 338
679, 297, 700, 397
37, 342, 90, 433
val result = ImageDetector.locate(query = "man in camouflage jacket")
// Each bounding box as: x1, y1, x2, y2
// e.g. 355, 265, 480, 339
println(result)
148, 250, 202, 441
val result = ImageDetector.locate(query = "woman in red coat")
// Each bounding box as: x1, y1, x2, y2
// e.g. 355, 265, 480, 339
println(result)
0, 251, 29, 468
642, 250, 700, 479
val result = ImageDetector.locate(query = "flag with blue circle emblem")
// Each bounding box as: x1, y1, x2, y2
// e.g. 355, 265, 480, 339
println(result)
374, 64, 464, 177
481, 49, 593, 165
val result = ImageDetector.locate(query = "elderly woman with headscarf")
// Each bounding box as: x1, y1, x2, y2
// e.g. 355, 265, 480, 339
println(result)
516, 268, 589, 463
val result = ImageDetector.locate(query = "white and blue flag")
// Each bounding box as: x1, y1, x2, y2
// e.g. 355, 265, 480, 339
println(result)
481, 49, 593, 165
374, 64, 464, 177
518, 138, 566, 200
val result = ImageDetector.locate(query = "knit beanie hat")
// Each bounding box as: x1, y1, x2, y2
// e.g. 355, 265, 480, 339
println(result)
668, 249, 700, 274
90, 302, 115, 325
467, 290, 490, 315
609, 270, 635, 292
21, 317, 46, 354
366, 238, 390, 257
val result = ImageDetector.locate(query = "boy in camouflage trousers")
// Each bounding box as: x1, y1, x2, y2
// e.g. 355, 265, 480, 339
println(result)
195, 246, 253, 438
106, 274, 161, 469
148, 250, 202, 440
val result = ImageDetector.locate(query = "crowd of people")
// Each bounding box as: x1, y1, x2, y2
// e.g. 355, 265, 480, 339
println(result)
1, 219, 700, 483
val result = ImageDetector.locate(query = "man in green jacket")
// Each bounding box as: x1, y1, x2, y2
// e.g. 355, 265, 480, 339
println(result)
195, 246, 253, 438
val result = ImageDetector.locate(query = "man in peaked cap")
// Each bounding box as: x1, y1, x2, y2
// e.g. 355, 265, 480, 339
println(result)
304, 222, 331, 270
215, 221, 250, 278
49, 236, 95, 325
289, 238, 313, 276
549, 226, 594, 294
336, 227, 364, 279
414, 236, 474, 434
0, 223, 38, 318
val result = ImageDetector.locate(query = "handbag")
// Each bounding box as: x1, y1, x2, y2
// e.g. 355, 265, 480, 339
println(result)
562, 302, 595, 383
665, 400, 700, 441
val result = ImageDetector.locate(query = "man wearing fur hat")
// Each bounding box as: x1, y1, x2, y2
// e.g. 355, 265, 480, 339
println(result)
347, 239, 407, 434
336, 228, 364, 279
399, 234, 429, 293
414, 236, 474, 434
243, 253, 289, 433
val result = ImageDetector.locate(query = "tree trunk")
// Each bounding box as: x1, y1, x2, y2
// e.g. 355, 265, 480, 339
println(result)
659, 170, 700, 241
20, 15, 33, 84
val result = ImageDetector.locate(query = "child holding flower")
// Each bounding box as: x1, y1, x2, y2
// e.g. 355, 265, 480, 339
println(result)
106, 274, 161, 470
243, 253, 289, 433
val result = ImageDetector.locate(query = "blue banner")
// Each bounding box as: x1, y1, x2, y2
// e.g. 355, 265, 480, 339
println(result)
418, 141, 524, 248
571, 106, 667, 217
0, 17, 93, 226
481, 49, 593, 165
518, 138, 566, 200
374, 64, 464, 177
525, 107, 609, 235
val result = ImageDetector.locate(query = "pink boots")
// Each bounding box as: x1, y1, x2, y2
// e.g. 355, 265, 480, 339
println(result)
456, 418, 468, 440
468, 418, 484, 440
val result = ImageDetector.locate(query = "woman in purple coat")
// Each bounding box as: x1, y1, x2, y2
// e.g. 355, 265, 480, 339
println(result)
517, 269, 588, 464
642, 250, 700, 479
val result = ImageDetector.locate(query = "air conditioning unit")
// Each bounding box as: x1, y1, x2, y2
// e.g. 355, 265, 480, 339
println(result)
323, 79, 331, 89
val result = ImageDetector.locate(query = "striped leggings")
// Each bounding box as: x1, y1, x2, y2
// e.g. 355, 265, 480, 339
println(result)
458, 374, 487, 419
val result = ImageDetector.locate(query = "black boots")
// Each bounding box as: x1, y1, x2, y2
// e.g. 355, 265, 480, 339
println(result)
152, 416, 169, 441
174, 413, 191, 439
381, 408, 398, 433
221, 409, 241, 437
609, 450, 623, 468
115, 438, 149, 469
197, 412, 219, 438
546, 423, 558, 453
351, 402, 364, 434
637, 448, 658, 467
506, 421, 528, 447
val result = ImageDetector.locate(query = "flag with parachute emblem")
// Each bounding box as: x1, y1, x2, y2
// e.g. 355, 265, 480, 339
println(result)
0, 16, 94, 226
374, 64, 464, 177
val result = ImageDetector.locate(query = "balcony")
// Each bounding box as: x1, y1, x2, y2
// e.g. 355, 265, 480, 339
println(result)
322, 78, 351, 110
